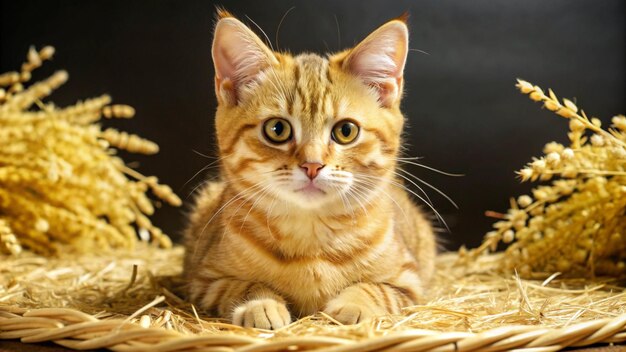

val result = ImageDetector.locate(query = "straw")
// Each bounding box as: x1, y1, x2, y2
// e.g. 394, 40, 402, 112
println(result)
1, 245, 625, 351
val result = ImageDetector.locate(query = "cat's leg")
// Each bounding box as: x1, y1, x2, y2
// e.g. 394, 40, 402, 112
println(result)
189, 277, 291, 329
323, 271, 421, 324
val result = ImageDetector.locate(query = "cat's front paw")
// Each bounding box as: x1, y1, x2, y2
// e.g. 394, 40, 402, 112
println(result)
323, 299, 383, 325
232, 299, 291, 329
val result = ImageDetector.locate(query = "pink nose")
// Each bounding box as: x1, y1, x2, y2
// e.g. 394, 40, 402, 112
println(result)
300, 162, 325, 180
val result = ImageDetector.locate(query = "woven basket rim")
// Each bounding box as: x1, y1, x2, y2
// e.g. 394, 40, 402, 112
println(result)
1, 306, 626, 351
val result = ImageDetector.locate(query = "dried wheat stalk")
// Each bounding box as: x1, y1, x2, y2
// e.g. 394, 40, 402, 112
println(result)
463, 79, 626, 278
0, 46, 181, 256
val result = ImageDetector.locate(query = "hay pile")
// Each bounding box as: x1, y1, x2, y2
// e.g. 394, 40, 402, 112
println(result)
1, 245, 626, 351
0, 245, 626, 351
467, 80, 626, 279
0, 47, 181, 256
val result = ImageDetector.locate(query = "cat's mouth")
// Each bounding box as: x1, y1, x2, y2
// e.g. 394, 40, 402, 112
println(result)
294, 182, 326, 196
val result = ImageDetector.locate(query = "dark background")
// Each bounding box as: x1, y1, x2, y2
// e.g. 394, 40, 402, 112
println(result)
1, 0, 624, 250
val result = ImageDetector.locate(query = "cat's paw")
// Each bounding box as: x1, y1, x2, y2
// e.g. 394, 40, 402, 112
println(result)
323, 299, 382, 325
232, 299, 291, 329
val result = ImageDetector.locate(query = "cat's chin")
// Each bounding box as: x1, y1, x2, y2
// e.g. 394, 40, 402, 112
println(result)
273, 186, 342, 211
294, 183, 327, 197
289, 190, 332, 209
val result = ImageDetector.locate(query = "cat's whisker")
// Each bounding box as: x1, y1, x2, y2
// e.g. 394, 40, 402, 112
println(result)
273, 67, 295, 103
324, 176, 356, 213
328, 182, 355, 222
327, 169, 353, 178
183, 163, 221, 190
191, 149, 219, 159
352, 178, 410, 228
321, 174, 355, 210
275, 6, 296, 52
386, 168, 435, 208
263, 68, 289, 104
186, 173, 251, 200
219, 180, 278, 245
356, 174, 450, 233
191, 179, 269, 259
396, 167, 459, 209
328, 170, 412, 231
323, 177, 351, 185
266, 61, 292, 97
183, 153, 233, 191
198, 179, 268, 239
337, 182, 364, 219
245, 15, 274, 51
225, 173, 289, 231
344, 184, 371, 218
328, 170, 420, 220
239, 183, 276, 234
339, 191, 356, 220
409, 48, 431, 56
322, 40, 331, 54
395, 156, 424, 161
186, 179, 211, 200
395, 159, 464, 177
333, 14, 341, 50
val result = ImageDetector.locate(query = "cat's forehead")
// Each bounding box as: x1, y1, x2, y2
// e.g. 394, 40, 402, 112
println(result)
293, 54, 329, 78
292, 54, 332, 95
278, 53, 339, 123
252, 52, 370, 127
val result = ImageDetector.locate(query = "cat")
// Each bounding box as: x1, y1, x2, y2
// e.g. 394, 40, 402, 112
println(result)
184, 10, 436, 329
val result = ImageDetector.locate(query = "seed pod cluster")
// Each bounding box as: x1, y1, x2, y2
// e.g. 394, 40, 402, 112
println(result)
0, 46, 181, 256
467, 80, 626, 278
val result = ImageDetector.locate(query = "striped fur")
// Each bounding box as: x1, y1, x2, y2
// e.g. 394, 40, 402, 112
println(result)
184, 13, 436, 329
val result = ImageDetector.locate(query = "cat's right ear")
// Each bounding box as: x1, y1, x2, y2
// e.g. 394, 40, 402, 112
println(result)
338, 15, 409, 108
212, 12, 278, 106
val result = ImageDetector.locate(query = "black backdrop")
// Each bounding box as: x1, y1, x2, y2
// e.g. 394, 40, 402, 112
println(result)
1, 0, 624, 250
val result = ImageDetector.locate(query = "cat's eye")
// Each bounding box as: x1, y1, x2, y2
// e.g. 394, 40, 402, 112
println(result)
263, 118, 292, 144
331, 120, 359, 145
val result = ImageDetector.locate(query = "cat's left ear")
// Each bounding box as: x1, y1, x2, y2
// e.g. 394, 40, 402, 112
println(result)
212, 11, 279, 105
341, 16, 409, 108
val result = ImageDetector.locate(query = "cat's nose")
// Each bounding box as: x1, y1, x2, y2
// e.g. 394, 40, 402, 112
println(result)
300, 162, 325, 180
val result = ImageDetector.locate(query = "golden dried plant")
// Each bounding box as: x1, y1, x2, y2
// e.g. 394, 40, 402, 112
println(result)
0, 46, 181, 256
465, 79, 626, 278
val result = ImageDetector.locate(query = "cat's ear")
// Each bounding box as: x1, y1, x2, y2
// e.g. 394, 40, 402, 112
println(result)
212, 11, 278, 105
342, 16, 409, 108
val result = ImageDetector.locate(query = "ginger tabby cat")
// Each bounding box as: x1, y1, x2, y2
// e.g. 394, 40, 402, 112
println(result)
184, 10, 436, 329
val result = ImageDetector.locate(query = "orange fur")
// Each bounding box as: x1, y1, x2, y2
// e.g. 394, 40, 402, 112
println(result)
184, 12, 436, 329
